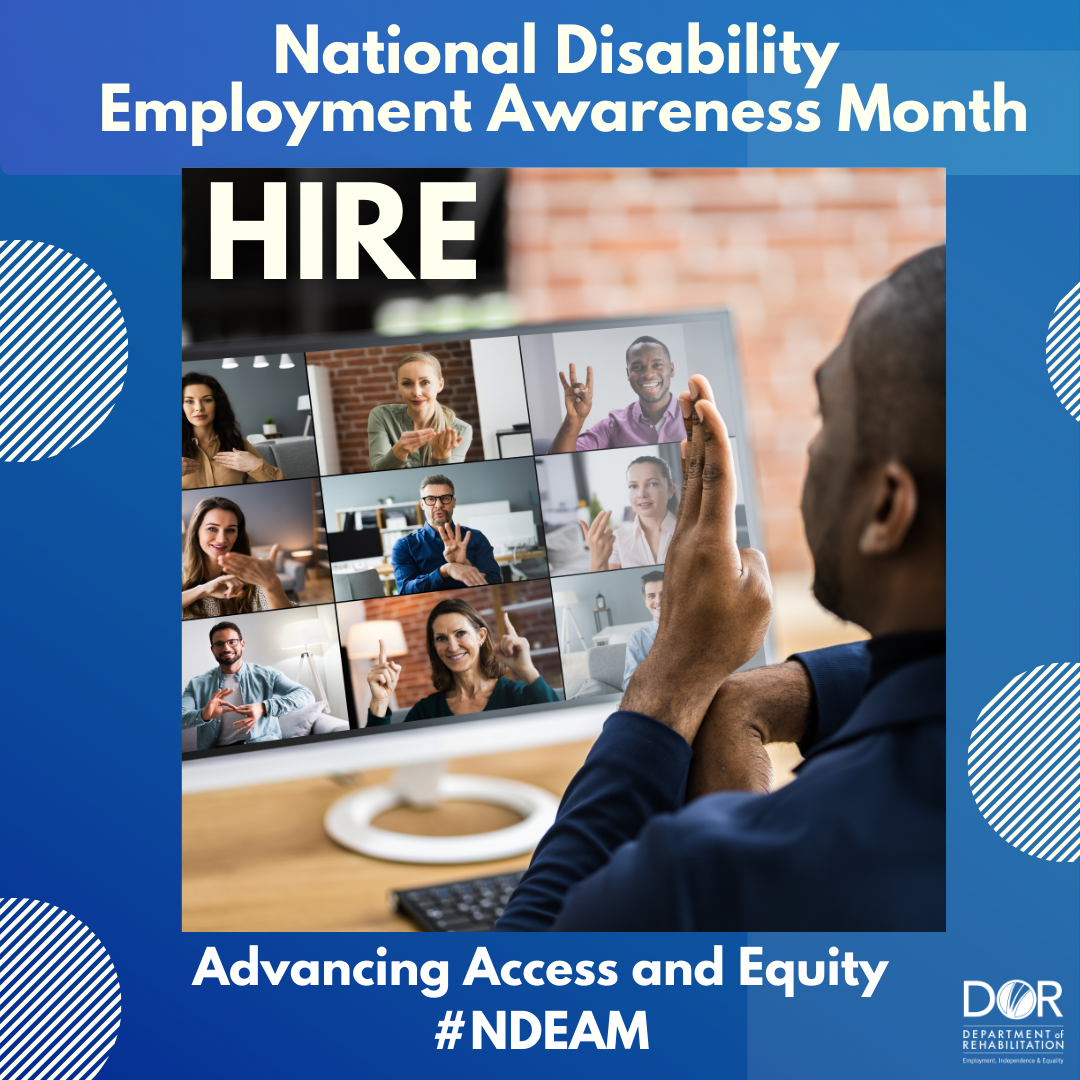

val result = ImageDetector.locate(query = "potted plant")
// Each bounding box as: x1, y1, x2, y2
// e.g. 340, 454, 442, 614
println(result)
262, 417, 278, 436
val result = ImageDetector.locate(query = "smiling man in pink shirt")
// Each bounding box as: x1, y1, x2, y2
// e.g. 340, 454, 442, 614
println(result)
549, 336, 686, 453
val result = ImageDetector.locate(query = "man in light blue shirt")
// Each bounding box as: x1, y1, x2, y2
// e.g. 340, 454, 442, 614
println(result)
391, 474, 502, 594
182, 621, 315, 750
621, 571, 663, 690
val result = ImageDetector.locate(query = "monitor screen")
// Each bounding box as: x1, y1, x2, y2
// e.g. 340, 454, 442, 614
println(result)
181, 312, 766, 763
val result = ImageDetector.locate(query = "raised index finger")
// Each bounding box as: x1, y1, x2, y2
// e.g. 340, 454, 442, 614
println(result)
378, 638, 387, 665
585, 366, 593, 393
568, 363, 578, 386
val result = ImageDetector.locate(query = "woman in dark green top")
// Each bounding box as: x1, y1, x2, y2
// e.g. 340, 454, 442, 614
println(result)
366, 598, 558, 725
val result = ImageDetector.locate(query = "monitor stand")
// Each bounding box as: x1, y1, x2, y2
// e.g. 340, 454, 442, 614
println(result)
324, 760, 559, 864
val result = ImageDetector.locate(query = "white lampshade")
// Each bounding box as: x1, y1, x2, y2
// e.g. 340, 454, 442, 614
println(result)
552, 591, 579, 607
221, 357, 238, 369
279, 353, 295, 369
253, 354, 269, 368
348, 620, 408, 659
297, 394, 310, 411
281, 618, 330, 651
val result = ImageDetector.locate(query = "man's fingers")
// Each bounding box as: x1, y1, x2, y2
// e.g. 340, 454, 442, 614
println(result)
568, 363, 577, 387
378, 637, 387, 665
678, 377, 716, 527
694, 399, 739, 556
558, 370, 571, 394
463, 530, 472, 547
585, 366, 593, 393
738, 547, 773, 592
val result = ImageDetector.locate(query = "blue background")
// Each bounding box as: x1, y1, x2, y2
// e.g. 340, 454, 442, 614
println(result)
0, 2, 1077, 1077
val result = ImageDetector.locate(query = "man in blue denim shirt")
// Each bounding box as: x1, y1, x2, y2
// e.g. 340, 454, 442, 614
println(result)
391, 474, 502, 594
182, 621, 315, 750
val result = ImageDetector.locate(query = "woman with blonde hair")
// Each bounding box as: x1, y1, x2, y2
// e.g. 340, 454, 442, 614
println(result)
367, 351, 473, 470
181, 496, 293, 619
365, 598, 558, 724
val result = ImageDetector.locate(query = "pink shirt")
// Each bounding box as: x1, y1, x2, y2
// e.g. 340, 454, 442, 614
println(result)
575, 395, 684, 450
610, 511, 677, 569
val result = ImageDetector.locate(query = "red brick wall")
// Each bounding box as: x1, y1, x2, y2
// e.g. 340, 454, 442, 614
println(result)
306, 340, 484, 474
507, 167, 946, 572
361, 580, 562, 708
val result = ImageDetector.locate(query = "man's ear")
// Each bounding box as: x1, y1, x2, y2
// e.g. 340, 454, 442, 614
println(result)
858, 461, 918, 556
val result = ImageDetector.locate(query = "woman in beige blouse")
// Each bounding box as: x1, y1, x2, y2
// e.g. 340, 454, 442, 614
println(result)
182, 372, 284, 488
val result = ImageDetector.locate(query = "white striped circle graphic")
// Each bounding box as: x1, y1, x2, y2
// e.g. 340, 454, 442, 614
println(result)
969, 664, 1080, 862
1046, 281, 1080, 418
0, 899, 121, 1080
0, 241, 127, 461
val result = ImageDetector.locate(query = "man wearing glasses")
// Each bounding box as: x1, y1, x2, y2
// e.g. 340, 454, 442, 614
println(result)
182, 621, 315, 749
391, 474, 502, 594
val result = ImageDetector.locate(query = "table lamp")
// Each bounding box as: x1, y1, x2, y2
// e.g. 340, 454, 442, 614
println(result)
552, 590, 587, 652
282, 618, 332, 711
297, 393, 312, 436
347, 620, 408, 660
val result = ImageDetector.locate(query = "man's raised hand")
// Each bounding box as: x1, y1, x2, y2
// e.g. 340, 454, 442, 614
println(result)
558, 364, 594, 422
622, 375, 773, 743
438, 523, 472, 564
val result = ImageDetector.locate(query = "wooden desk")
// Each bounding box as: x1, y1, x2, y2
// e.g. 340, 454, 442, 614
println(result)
182, 739, 596, 932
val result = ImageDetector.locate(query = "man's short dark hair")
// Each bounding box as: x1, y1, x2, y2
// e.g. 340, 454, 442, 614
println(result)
420, 473, 455, 495
209, 620, 242, 642
626, 336, 671, 365
641, 570, 664, 593
851, 245, 945, 503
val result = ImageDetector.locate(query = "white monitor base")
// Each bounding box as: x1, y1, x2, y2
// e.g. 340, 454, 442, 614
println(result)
324, 761, 559, 864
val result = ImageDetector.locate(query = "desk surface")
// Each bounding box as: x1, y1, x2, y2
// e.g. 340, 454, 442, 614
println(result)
182, 739, 596, 932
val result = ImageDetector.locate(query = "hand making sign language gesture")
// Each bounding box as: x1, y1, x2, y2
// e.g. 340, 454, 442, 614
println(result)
580, 510, 617, 572
495, 612, 540, 683
366, 638, 403, 719
436, 523, 488, 587
550, 364, 594, 453
218, 542, 293, 610
621, 374, 773, 744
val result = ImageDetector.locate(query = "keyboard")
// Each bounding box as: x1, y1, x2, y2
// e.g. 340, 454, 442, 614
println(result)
391, 870, 525, 932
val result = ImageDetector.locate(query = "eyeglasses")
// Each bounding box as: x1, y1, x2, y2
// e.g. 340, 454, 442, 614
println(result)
421, 495, 455, 506
210, 639, 242, 649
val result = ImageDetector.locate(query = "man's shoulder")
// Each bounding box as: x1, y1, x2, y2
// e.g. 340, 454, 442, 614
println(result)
628, 622, 658, 646
242, 662, 288, 682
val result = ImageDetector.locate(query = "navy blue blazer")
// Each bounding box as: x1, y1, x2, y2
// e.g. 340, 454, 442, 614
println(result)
496, 642, 945, 931
391, 522, 502, 594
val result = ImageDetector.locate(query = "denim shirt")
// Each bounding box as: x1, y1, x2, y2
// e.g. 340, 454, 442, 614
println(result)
391, 522, 502, 594
621, 620, 659, 690
181, 662, 314, 749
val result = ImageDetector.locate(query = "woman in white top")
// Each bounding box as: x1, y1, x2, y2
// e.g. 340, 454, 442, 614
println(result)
367, 352, 473, 471
581, 455, 679, 572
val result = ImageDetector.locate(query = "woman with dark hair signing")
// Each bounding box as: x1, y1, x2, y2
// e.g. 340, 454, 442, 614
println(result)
182, 496, 294, 619
182, 372, 284, 488
365, 598, 558, 724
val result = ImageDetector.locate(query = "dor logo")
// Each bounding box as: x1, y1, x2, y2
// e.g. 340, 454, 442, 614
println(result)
964, 980, 1063, 1019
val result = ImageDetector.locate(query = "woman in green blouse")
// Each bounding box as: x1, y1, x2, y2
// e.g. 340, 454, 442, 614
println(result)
366, 598, 558, 724
367, 352, 473, 470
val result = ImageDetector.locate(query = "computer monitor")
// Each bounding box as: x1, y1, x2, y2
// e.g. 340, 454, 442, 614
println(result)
181, 311, 768, 863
